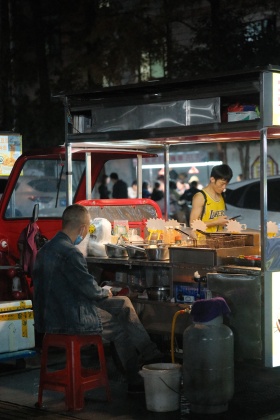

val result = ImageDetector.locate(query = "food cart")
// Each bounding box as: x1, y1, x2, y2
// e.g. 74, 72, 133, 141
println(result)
60, 65, 280, 367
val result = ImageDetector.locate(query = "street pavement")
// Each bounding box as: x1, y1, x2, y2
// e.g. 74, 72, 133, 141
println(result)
1, 349, 280, 419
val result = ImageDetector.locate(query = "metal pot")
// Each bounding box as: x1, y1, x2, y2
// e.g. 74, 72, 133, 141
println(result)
146, 246, 169, 261
146, 286, 170, 301
125, 244, 147, 259
105, 243, 128, 258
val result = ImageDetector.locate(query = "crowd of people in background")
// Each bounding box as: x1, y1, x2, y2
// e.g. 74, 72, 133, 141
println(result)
97, 170, 204, 225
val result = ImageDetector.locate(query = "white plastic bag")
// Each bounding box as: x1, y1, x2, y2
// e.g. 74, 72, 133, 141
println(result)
87, 218, 111, 257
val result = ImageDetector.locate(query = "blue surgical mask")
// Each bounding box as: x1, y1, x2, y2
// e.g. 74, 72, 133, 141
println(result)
74, 235, 83, 245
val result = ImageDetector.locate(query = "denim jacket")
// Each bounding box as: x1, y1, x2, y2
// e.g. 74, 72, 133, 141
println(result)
33, 231, 109, 334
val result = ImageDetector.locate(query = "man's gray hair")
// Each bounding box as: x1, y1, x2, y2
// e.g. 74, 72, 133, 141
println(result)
62, 204, 89, 229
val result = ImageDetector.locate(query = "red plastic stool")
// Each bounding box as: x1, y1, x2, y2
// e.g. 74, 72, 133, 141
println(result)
37, 333, 111, 411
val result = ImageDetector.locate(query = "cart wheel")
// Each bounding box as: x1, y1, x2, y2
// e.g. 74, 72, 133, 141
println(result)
15, 358, 26, 369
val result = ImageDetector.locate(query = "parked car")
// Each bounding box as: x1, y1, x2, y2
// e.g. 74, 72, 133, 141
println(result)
225, 176, 280, 230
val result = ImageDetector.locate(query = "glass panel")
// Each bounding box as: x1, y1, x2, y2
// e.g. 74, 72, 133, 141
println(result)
5, 159, 85, 218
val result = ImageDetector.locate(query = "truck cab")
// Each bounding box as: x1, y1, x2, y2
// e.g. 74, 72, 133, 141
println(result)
0, 145, 161, 301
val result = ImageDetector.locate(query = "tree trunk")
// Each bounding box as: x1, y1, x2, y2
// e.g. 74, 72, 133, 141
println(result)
237, 142, 250, 179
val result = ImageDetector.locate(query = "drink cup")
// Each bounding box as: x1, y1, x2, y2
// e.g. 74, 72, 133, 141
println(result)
111, 235, 119, 244
267, 232, 276, 238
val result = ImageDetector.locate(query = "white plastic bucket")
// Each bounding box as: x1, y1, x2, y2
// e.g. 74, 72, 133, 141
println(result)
140, 363, 182, 412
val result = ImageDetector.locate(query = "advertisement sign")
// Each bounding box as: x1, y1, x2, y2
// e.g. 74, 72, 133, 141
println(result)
0, 134, 22, 176
272, 72, 280, 125
271, 271, 280, 366
251, 155, 278, 178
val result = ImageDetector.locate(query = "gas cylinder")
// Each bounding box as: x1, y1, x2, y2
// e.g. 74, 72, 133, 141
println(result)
183, 297, 234, 414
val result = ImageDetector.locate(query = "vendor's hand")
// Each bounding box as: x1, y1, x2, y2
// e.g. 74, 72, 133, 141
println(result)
216, 215, 229, 226
107, 289, 113, 298
206, 215, 229, 228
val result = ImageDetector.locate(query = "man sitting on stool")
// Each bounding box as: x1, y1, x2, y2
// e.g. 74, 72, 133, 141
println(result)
33, 204, 162, 394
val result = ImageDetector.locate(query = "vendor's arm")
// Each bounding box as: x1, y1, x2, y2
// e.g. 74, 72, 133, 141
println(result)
189, 192, 205, 225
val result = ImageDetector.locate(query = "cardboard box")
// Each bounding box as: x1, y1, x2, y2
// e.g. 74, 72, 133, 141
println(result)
0, 309, 35, 353
228, 111, 259, 122
175, 284, 212, 303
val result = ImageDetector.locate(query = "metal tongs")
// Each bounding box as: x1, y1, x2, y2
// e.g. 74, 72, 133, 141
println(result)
174, 227, 191, 237
107, 243, 126, 249
196, 229, 232, 237
174, 227, 197, 246
123, 244, 146, 252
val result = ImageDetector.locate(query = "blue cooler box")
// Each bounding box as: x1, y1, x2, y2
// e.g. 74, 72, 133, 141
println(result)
175, 284, 212, 303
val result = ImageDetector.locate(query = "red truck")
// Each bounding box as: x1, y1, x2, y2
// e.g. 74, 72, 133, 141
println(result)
0, 145, 161, 302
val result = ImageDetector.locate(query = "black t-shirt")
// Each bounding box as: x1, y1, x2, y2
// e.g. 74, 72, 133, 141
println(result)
181, 186, 200, 203
112, 179, 128, 198
151, 189, 164, 201
98, 184, 110, 199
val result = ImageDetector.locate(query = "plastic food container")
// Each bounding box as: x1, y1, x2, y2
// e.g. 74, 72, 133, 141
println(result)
125, 244, 147, 259
105, 244, 128, 258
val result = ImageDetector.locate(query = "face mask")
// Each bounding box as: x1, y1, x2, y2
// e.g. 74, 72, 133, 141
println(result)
74, 226, 85, 245
74, 235, 83, 245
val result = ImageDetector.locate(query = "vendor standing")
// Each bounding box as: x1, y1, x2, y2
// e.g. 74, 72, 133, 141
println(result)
189, 164, 233, 232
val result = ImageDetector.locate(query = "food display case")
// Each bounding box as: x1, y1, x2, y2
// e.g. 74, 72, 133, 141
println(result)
86, 223, 261, 354
63, 66, 280, 366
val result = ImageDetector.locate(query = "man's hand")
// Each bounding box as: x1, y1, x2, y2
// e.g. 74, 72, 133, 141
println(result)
206, 215, 229, 228
102, 284, 113, 297
215, 216, 229, 227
